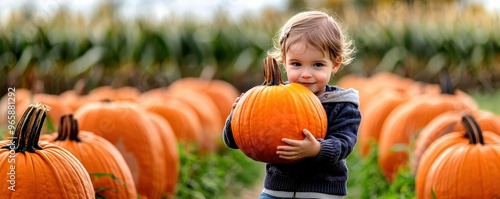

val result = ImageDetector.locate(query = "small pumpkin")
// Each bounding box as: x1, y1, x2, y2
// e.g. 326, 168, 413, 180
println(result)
231, 57, 327, 164
0, 103, 94, 198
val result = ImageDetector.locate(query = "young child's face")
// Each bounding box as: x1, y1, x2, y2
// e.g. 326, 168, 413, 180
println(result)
283, 42, 340, 96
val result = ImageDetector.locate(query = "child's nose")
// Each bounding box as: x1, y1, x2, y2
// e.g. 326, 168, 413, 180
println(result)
301, 69, 313, 78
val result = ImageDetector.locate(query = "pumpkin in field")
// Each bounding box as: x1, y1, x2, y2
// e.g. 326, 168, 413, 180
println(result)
141, 97, 204, 152
165, 89, 222, 153
357, 89, 408, 157
168, 77, 240, 124
75, 100, 168, 199
168, 77, 240, 151
146, 112, 179, 197
416, 114, 500, 199
412, 110, 500, 173
59, 89, 88, 112
377, 74, 478, 182
231, 57, 327, 164
86, 86, 141, 103
16, 93, 73, 134
0, 103, 94, 198
41, 114, 138, 199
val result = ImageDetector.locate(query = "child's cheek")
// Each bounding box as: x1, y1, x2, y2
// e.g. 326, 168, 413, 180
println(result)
286, 72, 299, 83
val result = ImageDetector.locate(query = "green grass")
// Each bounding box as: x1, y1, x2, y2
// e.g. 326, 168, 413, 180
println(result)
472, 90, 500, 114
176, 145, 265, 199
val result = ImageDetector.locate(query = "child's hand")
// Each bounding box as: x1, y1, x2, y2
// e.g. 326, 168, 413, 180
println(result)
232, 93, 244, 109
276, 129, 321, 161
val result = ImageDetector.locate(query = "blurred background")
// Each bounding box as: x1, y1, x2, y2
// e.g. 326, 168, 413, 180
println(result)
1, 0, 500, 198
1, 0, 499, 96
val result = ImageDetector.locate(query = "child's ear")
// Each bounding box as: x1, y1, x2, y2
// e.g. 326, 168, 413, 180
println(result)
332, 56, 342, 74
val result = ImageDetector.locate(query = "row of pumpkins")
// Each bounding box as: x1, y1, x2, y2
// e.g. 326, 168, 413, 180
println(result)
338, 72, 500, 199
0, 77, 240, 199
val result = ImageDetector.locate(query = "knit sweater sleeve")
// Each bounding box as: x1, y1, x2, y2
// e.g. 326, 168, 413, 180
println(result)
222, 110, 239, 149
314, 102, 361, 166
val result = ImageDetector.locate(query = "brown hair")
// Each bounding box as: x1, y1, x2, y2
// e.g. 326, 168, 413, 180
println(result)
268, 10, 355, 69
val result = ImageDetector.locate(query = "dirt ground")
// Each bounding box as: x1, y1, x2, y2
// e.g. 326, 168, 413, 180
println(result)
239, 178, 264, 199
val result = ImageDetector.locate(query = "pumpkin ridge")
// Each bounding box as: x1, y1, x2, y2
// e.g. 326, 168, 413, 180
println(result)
251, 88, 267, 160
284, 84, 301, 145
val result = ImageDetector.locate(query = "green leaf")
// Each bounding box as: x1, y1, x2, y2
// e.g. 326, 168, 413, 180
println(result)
89, 172, 124, 185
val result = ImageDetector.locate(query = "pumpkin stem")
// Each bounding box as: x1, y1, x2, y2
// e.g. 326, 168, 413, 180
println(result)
462, 114, 485, 145
262, 56, 284, 86
55, 114, 82, 142
2, 103, 50, 152
439, 70, 455, 95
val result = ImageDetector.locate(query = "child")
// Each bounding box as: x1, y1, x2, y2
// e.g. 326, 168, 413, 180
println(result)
223, 10, 361, 199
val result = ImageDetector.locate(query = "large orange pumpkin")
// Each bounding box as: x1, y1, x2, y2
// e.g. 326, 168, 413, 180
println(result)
0, 103, 94, 198
417, 114, 500, 199
74, 100, 168, 198
231, 57, 327, 163
41, 114, 138, 199
412, 110, 500, 173
377, 86, 478, 181
146, 112, 179, 198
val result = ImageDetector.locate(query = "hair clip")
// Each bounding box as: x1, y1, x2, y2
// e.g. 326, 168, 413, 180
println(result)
279, 27, 291, 44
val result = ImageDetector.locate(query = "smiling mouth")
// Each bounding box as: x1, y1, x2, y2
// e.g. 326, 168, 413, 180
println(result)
300, 82, 315, 85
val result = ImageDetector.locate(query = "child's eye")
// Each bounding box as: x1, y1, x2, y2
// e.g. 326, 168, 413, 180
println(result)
291, 62, 301, 66
313, 63, 324, 67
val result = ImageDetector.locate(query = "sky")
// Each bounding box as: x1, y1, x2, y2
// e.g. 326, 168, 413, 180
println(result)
0, 0, 499, 24
0, 0, 288, 23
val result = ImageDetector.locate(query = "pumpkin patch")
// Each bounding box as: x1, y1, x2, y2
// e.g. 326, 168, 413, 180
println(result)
2, 2, 500, 197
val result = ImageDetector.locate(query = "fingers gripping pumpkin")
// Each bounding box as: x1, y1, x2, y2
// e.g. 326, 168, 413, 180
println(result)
230, 57, 328, 164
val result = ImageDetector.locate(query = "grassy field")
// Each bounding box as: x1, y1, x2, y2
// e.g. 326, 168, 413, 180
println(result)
472, 90, 500, 115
